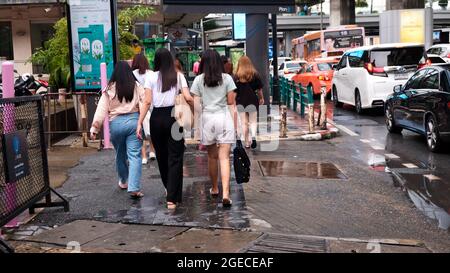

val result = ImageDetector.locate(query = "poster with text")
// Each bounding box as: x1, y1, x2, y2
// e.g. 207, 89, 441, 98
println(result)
68, 0, 115, 91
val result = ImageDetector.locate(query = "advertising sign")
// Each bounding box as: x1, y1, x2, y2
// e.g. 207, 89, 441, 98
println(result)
323, 29, 364, 51
400, 9, 425, 44
2, 130, 30, 183
233, 13, 246, 40
67, 0, 117, 91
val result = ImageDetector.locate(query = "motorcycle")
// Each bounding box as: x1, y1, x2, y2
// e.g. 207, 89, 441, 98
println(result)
0, 71, 48, 98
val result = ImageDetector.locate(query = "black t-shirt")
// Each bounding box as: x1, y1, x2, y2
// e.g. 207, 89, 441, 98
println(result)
234, 74, 264, 111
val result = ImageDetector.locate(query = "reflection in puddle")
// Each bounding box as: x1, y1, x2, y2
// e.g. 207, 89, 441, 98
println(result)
258, 161, 346, 179
393, 172, 450, 230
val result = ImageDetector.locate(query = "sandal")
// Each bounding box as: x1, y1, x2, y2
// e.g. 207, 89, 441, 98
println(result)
167, 202, 177, 210
209, 188, 219, 197
222, 198, 232, 208
118, 181, 128, 190
130, 192, 144, 199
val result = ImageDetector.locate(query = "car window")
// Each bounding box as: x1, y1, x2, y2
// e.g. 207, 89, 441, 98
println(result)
440, 71, 450, 91
370, 46, 424, 67
420, 69, 439, 89
279, 63, 284, 70
404, 69, 427, 90
286, 63, 301, 70
317, 63, 332, 71
348, 50, 366, 67
338, 55, 347, 69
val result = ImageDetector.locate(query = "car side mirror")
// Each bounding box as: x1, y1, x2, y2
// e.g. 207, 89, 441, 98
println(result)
393, 85, 402, 93
332, 64, 338, 70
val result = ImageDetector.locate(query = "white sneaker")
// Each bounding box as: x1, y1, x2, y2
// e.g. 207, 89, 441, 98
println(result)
149, 152, 156, 160
142, 158, 148, 165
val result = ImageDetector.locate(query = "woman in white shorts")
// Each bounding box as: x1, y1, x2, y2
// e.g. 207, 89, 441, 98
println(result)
131, 53, 156, 164
191, 49, 237, 207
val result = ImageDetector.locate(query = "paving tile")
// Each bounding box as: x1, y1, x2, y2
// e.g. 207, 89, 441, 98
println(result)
155, 228, 262, 253
25, 220, 125, 246
328, 240, 431, 253
84, 224, 188, 253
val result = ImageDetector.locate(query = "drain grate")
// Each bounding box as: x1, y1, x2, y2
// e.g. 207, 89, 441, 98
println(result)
258, 161, 346, 179
242, 234, 327, 253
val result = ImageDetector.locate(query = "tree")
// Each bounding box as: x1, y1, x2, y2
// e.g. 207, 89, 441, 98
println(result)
438, 0, 448, 9
356, 0, 369, 8
30, 5, 154, 89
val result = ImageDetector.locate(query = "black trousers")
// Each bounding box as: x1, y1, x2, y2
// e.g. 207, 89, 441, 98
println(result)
150, 106, 185, 203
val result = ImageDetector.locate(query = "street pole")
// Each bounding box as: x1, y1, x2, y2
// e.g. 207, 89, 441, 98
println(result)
320, 0, 323, 31
271, 14, 279, 105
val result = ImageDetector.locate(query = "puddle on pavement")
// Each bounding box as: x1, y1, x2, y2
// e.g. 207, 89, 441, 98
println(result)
258, 161, 346, 179
394, 172, 450, 230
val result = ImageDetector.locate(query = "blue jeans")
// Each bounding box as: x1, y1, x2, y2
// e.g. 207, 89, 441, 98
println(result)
110, 112, 142, 192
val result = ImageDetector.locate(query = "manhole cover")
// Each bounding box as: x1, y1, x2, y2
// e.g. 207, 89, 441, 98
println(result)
258, 161, 346, 179
242, 233, 327, 253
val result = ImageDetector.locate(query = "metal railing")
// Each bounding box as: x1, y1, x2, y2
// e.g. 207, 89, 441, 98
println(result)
278, 77, 314, 118
42, 91, 103, 149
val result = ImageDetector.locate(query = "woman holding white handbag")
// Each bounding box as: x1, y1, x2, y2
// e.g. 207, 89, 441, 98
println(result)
137, 48, 193, 210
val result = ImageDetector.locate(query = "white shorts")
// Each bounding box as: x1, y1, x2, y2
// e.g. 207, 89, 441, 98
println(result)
201, 111, 235, 146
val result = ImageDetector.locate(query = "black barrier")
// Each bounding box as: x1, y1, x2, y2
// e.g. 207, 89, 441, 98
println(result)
0, 96, 69, 252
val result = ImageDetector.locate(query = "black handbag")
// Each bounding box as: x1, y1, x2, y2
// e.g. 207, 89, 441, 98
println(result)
233, 140, 251, 184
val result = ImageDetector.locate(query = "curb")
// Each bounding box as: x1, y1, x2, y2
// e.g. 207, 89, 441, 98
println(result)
299, 127, 340, 141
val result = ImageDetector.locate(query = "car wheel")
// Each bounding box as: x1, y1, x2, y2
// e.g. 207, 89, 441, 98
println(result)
426, 115, 442, 152
332, 86, 343, 107
355, 90, 363, 114
385, 104, 402, 134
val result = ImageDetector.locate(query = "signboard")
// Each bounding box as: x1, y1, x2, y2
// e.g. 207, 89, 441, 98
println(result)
67, 0, 118, 91
164, 0, 295, 13
2, 130, 30, 183
323, 29, 364, 51
400, 9, 425, 44
232, 14, 246, 40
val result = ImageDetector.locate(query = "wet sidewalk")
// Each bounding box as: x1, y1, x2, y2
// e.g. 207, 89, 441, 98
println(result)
3, 105, 450, 253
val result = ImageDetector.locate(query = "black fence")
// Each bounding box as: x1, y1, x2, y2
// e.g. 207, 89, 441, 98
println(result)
0, 96, 68, 252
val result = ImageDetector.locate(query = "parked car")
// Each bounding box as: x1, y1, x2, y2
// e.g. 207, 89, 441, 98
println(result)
269, 57, 292, 77
426, 44, 450, 63
418, 54, 447, 69
385, 64, 450, 152
291, 61, 334, 95
332, 43, 425, 114
279, 60, 307, 80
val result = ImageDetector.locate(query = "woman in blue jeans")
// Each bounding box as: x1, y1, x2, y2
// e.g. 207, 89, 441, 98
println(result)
90, 61, 148, 198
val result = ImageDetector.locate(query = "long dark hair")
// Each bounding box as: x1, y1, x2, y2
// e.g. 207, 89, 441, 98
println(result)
154, 48, 177, 92
108, 61, 136, 103
131, 53, 150, 75
199, 49, 223, 87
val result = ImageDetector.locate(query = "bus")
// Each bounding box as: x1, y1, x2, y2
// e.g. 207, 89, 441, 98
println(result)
292, 25, 365, 62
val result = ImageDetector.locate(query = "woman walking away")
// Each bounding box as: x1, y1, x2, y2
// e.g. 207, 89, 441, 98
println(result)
221, 55, 234, 75
137, 48, 193, 210
191, 49, 237, 207
234, 56, 264, 149
90, 61, 147, 198
132, 53, 156, 164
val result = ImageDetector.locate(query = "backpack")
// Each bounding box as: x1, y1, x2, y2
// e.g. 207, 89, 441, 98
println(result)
233, 140, 251, 184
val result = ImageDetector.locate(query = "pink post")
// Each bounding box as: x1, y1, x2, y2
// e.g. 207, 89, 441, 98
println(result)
100, 63, 112, 149
2, 61, 18, 228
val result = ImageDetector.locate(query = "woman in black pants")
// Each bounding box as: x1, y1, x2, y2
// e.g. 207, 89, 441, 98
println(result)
137, 48, 193, 209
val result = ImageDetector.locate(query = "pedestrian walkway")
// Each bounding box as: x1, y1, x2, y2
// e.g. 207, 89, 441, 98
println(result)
3, 106, 450, 253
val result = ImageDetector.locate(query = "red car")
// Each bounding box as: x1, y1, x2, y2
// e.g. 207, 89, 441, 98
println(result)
292, 61, 335, 95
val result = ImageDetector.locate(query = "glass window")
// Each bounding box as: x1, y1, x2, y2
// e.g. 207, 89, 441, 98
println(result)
404, 69, 427, 90
337, 55, 347, 69
317, 63, 332, 71
286, 62, 301, 69
348, 50, 367, 67
0, 22, 13, 60
370, 46, 424, 67
440, 71, 450, 92
31, 22, 56, 74
420, 69, 439, 90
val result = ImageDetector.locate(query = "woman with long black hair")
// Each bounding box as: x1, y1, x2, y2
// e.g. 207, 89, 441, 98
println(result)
191, 49, 237, 207
137, 48, 193, 210
90, 61, 147, 198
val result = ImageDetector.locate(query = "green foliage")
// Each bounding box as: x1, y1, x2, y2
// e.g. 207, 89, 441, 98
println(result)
355, 0, 369, 8
29, 5, 155, 89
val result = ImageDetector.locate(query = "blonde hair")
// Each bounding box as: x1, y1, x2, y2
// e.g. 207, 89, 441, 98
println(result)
235, 56, 257, 83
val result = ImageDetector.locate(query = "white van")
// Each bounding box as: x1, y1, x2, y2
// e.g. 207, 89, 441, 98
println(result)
332, 43, 425, 114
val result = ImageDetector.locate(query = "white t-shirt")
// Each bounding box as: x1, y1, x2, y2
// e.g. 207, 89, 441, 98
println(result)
144, 71, 188, 108
133, 69, 153, 86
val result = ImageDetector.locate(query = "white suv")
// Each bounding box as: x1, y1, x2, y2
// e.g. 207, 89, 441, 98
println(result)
332, 43, 425, 114
426, 44, 450, 63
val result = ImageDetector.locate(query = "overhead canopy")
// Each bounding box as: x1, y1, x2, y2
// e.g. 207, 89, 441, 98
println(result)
163, 0, 295, 13
164, 12, 207, 27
